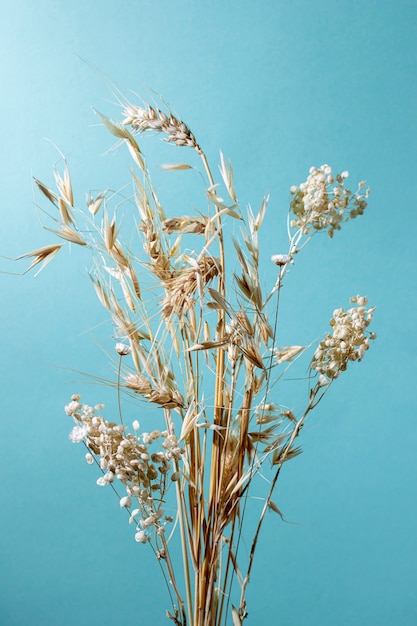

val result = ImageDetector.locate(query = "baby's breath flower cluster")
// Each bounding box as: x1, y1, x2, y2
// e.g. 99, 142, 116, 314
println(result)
65, 395, 183, 542
290, 165, 370, 237
311, 296, 376, 381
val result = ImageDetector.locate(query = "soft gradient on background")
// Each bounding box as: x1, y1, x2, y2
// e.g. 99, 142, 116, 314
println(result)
1, 1, 416, 625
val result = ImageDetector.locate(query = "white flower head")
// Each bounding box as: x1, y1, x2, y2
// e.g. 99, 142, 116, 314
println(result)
271, 254, 290, 266
290, 165, 368, 237
69, 424, 88, 443
311, 297, 375, 379
116, 342, 132, 356
65, 400, 81, 416
134, 530, 148, 544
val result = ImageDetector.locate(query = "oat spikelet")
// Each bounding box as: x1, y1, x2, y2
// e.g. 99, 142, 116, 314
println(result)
16, 243, 63, 274
122, 103, 202, 154
162, 216, 208, 235
162, 255, 219, 318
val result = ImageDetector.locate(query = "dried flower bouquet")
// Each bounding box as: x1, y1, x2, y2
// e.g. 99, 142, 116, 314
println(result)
18, 92, 375, 626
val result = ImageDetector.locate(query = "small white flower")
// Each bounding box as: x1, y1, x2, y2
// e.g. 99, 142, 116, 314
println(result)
69, 424, 88, 443
129, 509, 141, 524
318, 374, 329, 386
141, 515, 154, 528
65, 400, 81, 416
85, 453, 94, 465
132, 420, 140, 431
116, 342, 132, 356
271, 254, 290, 266
120, 496, 132, 508
135, 530, 147, 543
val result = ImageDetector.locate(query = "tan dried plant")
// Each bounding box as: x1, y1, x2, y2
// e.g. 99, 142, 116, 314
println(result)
16, 91, 375, 626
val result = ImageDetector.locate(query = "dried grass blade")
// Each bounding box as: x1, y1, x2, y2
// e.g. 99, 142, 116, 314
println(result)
54, 166, 73, 207
58, 197, 74, 225
219, 151, 237, 202
160, 163, 192, 171
207, 287, 230, 312
103, 207, 119, 251
86, 191, 106, 217
125, 135, 145, 170
232, 606, 242, 626
186, 339, 227, 353
240, 342, 265, 370
95, 110, 135, 140
268, 500, 285, 520
63, 164, 74, 206
255, 195, 269, 231
16, 243, 63, 274
49, 226, 86, 246
228, 549, 244, 586
275, 346, 305, 364
89, 275, 111, 310
179, 405, 204, 442
33, 178, 58, 206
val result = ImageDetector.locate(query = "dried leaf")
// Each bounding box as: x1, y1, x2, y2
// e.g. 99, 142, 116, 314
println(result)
219, 151, 237, 202
95, 110, 135, 140
239, 341, 265, 370
232, 606, 242, 626
255, 194, 269, 231
179, 405, 204, 441
207, 287, 230, 312
186, 339, 227, 353
268, 500, 285, 520
275, 346, 305, 364
160, 163, 192, 171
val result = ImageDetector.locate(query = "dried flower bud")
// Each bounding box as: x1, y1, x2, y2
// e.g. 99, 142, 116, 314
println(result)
134, 530, 148, 543
271, 254, 290, 266
116, 342, 132, 356
65, 400, 81, 416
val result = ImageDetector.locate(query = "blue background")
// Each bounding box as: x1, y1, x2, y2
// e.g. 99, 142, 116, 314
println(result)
1, 1, 416, 624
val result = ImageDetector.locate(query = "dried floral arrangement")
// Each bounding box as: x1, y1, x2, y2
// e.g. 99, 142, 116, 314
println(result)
15, 91, 375, 626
